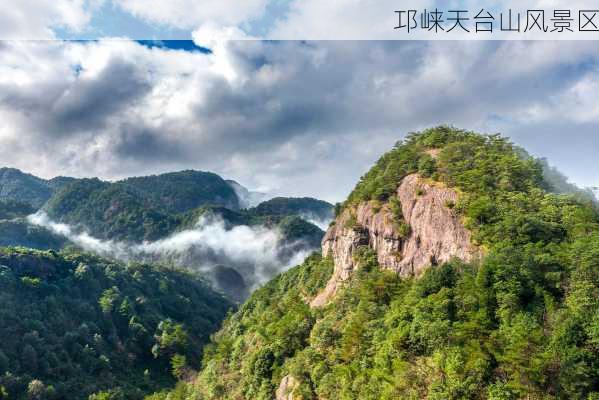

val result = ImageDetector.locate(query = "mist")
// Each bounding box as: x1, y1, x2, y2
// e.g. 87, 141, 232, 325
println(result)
27, 212, 316, 296
299, 213, 333, 231
227, 180, 268, 209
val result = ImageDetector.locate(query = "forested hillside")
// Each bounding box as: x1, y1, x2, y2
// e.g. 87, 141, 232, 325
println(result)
41, 171, 332, 245
0, 168, 332, 305
0, 247, 231, 400
251, 197, 334, 220
0, 220, 67, 250
0, 201, 67, 250
0, 168, 74, 209
156, 127, 599, 400
43, 171, 241, 242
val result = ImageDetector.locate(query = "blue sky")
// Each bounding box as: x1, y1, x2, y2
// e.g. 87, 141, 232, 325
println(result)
57, 0, 294, 40
54, 2, 192, 40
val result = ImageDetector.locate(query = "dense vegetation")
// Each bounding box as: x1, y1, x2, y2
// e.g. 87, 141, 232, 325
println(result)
0, 200, 35, 220
251, 197, 333, 221
0, 220, 67, 250
44, 178, 181, 242
42, 172, 331, 246
0, 168, 74, 209
0, 247, 232, 400
43, 171, 240, 242
121, 171, 241, 213
0, 201, 67, 250
0, 168, 333, 398
157, 127, 599, 400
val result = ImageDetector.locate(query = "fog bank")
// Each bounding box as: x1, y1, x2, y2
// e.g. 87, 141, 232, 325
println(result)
28, 212, 315, 294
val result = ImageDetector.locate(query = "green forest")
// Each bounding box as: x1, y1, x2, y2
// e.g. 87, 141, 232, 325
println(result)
0, 247, 231, 399
0, 127, 597, 400
154, 127, 599, 399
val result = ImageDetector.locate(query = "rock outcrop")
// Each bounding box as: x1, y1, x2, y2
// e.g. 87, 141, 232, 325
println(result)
311, 174, 478, 307
276, 375, 299, 400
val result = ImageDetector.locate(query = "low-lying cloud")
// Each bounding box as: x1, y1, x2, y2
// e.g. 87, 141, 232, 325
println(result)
299, 212, 333, 231
27, 212, 315, 296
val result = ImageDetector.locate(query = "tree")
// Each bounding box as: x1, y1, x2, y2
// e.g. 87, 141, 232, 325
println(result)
27, 380, 53, 400
152, 320, 189, 359
170, 354, 187, 379
21, 345, 38, 373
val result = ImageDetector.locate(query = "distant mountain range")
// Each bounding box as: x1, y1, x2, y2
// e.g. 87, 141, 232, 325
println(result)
0, 168, 333, 242
0, 168, 334, 301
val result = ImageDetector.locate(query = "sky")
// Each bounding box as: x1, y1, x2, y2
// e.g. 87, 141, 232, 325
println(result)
0, 1, 598, 203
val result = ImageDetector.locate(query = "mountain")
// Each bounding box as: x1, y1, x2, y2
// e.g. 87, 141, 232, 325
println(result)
43, 171, 240, 242
121, 171, 241, 213
251, 197, 333, 218
0, 168, 75, 209
0, 169, 334, 397
157, 127, 599, 400
0, 200, 35, 220
43, 178, 180, 242
0, 220, 67, 250
42, 171, 332, 243
251, 197, 334, 229
0, 247, 231, 400
226, 180, 267, 208
0, 168, 331, 301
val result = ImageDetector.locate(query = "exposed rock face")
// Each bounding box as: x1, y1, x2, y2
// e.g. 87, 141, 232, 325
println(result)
311, 174, 478, 307
276, 375, 299, 400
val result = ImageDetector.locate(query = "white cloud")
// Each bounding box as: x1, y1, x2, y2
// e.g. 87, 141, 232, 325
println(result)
0, 40, 598, 201
28, 212, 313, 288
0, 0, 98, 39
114, 0, 267, 29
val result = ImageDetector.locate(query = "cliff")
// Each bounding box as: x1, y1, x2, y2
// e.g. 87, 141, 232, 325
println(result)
157, 128, 599, 400
311, 173, 478, 306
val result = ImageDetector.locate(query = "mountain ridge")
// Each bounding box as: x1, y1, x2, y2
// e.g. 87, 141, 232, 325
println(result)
161, 126, 599, 400
0, 169, 334, 303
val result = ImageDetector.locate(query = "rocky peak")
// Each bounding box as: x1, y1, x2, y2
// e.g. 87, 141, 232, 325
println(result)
311, 173, 478, 307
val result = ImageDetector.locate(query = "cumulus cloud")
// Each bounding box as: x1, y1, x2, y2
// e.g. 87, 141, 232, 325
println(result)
28, 212, 314, 290
114, 0, 267, 29
0, 0, 98, 39
0, 40, 598, 202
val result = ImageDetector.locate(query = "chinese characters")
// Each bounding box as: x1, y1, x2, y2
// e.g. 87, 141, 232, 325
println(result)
394, 8, 599, 34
